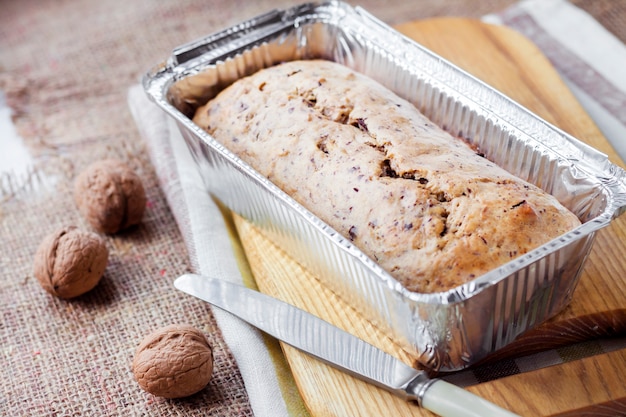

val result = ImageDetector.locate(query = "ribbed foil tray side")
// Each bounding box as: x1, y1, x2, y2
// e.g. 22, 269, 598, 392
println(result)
144, 1, 626, 371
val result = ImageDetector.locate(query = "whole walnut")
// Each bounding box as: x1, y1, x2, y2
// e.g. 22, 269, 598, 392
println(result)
33, 226, 109, 299
132, 324, 214, 399
74, 159, 147, 234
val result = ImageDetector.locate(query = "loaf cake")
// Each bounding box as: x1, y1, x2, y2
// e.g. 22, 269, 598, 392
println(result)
193, 59, 581, 293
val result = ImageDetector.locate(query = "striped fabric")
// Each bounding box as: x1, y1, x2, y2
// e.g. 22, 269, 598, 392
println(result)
444, 337, 626, 387
484, 0, 626, 163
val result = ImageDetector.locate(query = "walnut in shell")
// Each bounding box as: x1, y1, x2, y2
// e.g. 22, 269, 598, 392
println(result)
132, 324, 214, 399
74, 159, 147, 234
33, 226, 109, 299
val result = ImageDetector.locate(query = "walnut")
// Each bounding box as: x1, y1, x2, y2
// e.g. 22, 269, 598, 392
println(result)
74, 159, 147, 234
132, 324, 214, 399
33, 226, 109, 299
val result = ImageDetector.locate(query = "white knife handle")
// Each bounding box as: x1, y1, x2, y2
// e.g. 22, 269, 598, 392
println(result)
422, 379, 520, 417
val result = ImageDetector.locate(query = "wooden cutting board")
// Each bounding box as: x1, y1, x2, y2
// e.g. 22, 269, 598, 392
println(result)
231, 18, 626, 416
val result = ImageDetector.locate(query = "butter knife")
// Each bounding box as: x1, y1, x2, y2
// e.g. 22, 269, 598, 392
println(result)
174, 273, 519, 417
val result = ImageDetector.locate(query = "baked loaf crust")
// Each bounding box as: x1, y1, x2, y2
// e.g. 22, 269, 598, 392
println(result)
193, 60, 581, 293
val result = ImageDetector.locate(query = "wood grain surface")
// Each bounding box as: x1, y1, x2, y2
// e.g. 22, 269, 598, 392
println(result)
233, 18, 626, 417
395, 18, 626, 364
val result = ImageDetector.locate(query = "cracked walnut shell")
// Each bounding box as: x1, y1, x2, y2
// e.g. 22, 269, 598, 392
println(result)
132, 324, 214, 399
33, 226, 109, 299
74, 159, 147, 234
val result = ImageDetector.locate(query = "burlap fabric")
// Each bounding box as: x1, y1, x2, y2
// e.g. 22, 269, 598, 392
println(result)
0, 0, 622, 416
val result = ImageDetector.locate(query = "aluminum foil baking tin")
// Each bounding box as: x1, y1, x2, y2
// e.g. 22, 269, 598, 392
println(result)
143, 1, 626, 372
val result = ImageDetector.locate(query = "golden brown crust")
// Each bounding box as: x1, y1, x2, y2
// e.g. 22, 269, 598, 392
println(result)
193, 60, 581, 293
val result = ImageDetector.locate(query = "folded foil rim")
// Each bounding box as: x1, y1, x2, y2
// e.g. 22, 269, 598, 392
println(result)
142, 1, 626, 371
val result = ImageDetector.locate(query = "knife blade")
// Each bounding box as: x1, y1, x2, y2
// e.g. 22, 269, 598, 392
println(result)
174, 273, 519, 417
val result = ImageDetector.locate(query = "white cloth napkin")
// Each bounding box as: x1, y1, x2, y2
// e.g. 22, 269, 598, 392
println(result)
484, 0, 626, 162
128, 86, 293, 417
128, 1, 626, 415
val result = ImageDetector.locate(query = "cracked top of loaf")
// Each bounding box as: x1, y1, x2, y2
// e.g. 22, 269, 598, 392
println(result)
193, 59, 581, 293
